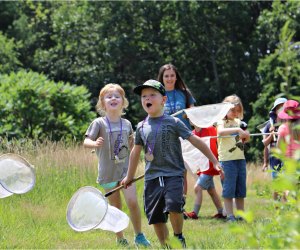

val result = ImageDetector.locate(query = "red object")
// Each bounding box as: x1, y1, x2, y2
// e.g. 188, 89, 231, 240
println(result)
193, 127, 219, 176
278, 100, 300, 120
183, 211, 199, 220
212, 213, 227, 219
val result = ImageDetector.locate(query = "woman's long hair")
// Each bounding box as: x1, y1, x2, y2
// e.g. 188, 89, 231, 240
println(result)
157, 63, 193, 108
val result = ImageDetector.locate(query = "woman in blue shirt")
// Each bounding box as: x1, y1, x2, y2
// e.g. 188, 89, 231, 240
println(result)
157, 63, 196, 200
157, 63, 196, 130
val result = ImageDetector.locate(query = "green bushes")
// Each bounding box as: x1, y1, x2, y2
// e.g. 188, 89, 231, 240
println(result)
0, 32, 22, 74
0, 70, 96, 141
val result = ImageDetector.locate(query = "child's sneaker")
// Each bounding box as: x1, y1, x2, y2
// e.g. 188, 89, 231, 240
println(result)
236, 216, 245, 222
175, 235, 186, 248
117, 238, 129, 246
183, 211, 198, 220
226, 215, 236, 223
212, 213, 227, 219
134, 233, 151, 247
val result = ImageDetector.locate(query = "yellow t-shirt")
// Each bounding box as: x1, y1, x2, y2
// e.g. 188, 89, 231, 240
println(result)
217, 118, 245, 161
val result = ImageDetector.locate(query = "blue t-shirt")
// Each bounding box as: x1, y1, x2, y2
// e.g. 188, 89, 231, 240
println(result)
135, 114, 192, 181
164, 89, 196, 130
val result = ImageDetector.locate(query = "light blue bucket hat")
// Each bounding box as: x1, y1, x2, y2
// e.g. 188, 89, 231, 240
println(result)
271, 97, 287, 111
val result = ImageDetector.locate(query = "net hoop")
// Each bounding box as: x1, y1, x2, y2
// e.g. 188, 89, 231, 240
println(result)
66, 186, 108, 232
0, 153, 35, 196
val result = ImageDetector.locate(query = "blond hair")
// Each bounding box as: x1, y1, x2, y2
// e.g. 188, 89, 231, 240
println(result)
222, 94, 244, 120
96, 83, 129, 116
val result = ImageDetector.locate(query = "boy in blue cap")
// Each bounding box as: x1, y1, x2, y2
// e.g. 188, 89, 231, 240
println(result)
121, 80, 222, 248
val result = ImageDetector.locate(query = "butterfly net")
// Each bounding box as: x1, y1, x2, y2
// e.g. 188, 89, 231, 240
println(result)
66, 186, 129, 233
0, 154, 35, 197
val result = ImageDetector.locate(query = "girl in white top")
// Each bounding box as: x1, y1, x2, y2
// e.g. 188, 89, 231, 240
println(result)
84, 84, 150, 246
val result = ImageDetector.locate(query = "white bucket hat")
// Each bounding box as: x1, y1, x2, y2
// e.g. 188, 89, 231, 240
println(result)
271, 97, 287, 111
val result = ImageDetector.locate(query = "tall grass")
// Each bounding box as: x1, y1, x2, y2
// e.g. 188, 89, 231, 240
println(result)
0, 140, 276, 249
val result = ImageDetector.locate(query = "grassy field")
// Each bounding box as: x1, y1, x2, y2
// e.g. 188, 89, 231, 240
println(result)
0, 142, 277, 249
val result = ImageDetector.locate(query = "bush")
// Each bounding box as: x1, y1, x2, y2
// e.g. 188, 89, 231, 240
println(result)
0, 70, 96, 141
0, 32, 22, 74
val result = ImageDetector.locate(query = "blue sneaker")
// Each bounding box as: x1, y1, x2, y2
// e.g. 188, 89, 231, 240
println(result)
226, 215, 237, 223
135, 233, 151, 247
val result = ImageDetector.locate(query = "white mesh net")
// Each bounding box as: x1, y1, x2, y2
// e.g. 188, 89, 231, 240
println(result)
179, 103, 233, 174
0, 154, 35, 198
0, 184, 13, 198
181, 137, 210, 174
184, 103, 233, 128
66, 186, 129, 233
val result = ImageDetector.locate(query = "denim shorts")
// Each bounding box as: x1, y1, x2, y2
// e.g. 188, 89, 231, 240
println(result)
196, 174, 215, 190
220, 159, 246, 198
144, 176, 184, 225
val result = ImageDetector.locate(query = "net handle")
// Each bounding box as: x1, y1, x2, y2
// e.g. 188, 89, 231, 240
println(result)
104, 174, 144, 197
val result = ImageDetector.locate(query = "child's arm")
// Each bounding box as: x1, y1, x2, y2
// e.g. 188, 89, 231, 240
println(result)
217, 124, 250, 142
187, 134, 222, 173
262, 146, 269, 171
128, 133, 134, 151
262, 133, 274, 147
121, 145, 143, 187
276, 123, 289, 148
262, 125, 276, 147
276, 128, 286, 148
83, 137, 104, 148
276, 134, 284, 148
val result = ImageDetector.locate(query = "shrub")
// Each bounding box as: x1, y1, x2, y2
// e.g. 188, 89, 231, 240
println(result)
0, 32, 22, 74
0, 70, 96, 141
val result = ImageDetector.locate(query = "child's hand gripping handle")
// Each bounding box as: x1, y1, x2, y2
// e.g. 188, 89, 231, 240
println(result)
240, 121, 248, 143
104, 174, 145, 197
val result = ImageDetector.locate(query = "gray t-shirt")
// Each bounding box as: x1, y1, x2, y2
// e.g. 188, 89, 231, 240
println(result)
135, 114, 192, 181
85, 117, 133, 184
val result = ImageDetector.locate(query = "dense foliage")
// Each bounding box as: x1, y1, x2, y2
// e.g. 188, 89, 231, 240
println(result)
232, 22, 300, 249
0, 1, 299, 249
247, 1, 300, 160
0, 70, 95, 141
0, 32, 22, 74
0, 0, 299, 159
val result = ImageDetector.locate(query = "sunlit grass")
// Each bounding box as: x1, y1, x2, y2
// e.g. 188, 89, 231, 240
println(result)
0, 141, 276, 249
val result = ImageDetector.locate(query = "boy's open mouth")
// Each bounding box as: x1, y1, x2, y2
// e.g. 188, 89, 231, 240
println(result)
146, 103, 152, 108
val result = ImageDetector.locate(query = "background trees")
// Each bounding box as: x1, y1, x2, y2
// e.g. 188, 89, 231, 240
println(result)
0, 0, 299, 161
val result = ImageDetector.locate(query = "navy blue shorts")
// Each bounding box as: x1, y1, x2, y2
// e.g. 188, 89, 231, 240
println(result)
270, 156, 283, 179
144, 176, 184, 225
220, 159, 246, 198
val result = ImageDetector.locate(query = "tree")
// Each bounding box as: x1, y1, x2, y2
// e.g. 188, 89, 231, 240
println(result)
0, 32, 22, 73
0, 1, 273, 127
248, 0, 300, 161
